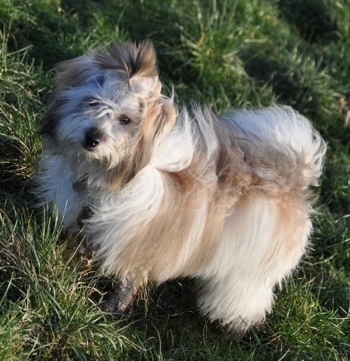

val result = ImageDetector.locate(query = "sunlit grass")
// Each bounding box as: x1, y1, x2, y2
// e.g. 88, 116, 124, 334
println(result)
0, 0, 349, 359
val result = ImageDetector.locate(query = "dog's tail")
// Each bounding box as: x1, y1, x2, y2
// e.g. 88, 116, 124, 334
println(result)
227, 105, 326, 192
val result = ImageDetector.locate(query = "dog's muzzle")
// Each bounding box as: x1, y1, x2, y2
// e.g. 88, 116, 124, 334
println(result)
83, 128, 102, 151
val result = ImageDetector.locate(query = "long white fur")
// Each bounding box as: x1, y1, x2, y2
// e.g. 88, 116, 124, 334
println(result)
85, 105, 322, 330
35, 41, 326, 333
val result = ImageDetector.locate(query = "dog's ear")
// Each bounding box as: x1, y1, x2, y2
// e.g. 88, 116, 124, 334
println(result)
142, 97, 177, 142
40, 55, 96, 143
120, 41, 176, 168
40, 92, 65, 140
125, 40, 162, 97
129, 76, 162, 98
134, 95, 177, 170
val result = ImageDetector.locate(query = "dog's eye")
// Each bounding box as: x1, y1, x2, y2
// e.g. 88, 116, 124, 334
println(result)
88, 100, 101, 107
119, 114, 131, 125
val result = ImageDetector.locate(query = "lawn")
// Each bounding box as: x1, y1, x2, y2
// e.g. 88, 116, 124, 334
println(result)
0, 0, 349, 360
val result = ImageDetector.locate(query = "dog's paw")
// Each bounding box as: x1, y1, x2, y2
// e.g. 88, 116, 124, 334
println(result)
100, 292, 133, 315
100, 277, 140, 315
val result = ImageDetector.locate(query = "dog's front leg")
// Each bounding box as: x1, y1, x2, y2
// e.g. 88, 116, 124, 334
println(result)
101, 272, 146, 314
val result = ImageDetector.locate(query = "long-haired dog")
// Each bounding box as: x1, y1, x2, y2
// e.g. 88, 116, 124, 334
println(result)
35, 40, 326, 333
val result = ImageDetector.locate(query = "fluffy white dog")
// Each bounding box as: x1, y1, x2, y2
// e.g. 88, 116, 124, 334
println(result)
36, 40, 326, 333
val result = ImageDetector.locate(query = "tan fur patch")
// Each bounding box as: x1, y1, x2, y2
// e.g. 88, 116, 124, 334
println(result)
94, 40, 158, 79
106, 97, 177, 190
107, 117, 256, 281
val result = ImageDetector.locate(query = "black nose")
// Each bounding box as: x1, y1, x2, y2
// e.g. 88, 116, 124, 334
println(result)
84, 128, 102, 150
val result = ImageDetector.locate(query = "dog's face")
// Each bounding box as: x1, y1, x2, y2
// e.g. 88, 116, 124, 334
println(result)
41, 41, 176, 185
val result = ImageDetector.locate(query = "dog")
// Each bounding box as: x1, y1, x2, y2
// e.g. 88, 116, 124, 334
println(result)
35, 40, 326, 334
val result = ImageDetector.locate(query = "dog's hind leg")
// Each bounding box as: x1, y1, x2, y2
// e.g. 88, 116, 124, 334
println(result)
197, 275, 275, 334
197, 193, 311, 333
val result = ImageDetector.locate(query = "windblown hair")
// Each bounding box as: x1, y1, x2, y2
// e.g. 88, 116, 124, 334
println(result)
36, 40, 326, 333
94, 41, 158, 78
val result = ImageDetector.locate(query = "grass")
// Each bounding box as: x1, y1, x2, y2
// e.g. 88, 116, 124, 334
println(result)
0, 0, 349, 359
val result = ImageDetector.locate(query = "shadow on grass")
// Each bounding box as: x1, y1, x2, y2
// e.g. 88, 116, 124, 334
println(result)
0, 133, 32, 202
240, 46, 321, 116
93, 276, 287, 358
277, 0, 340, 44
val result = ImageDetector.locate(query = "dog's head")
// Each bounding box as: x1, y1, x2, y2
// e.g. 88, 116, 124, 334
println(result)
41, 41, 176, 187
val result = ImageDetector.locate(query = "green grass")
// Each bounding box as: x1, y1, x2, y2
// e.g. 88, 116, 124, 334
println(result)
1, 0, 349, 359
